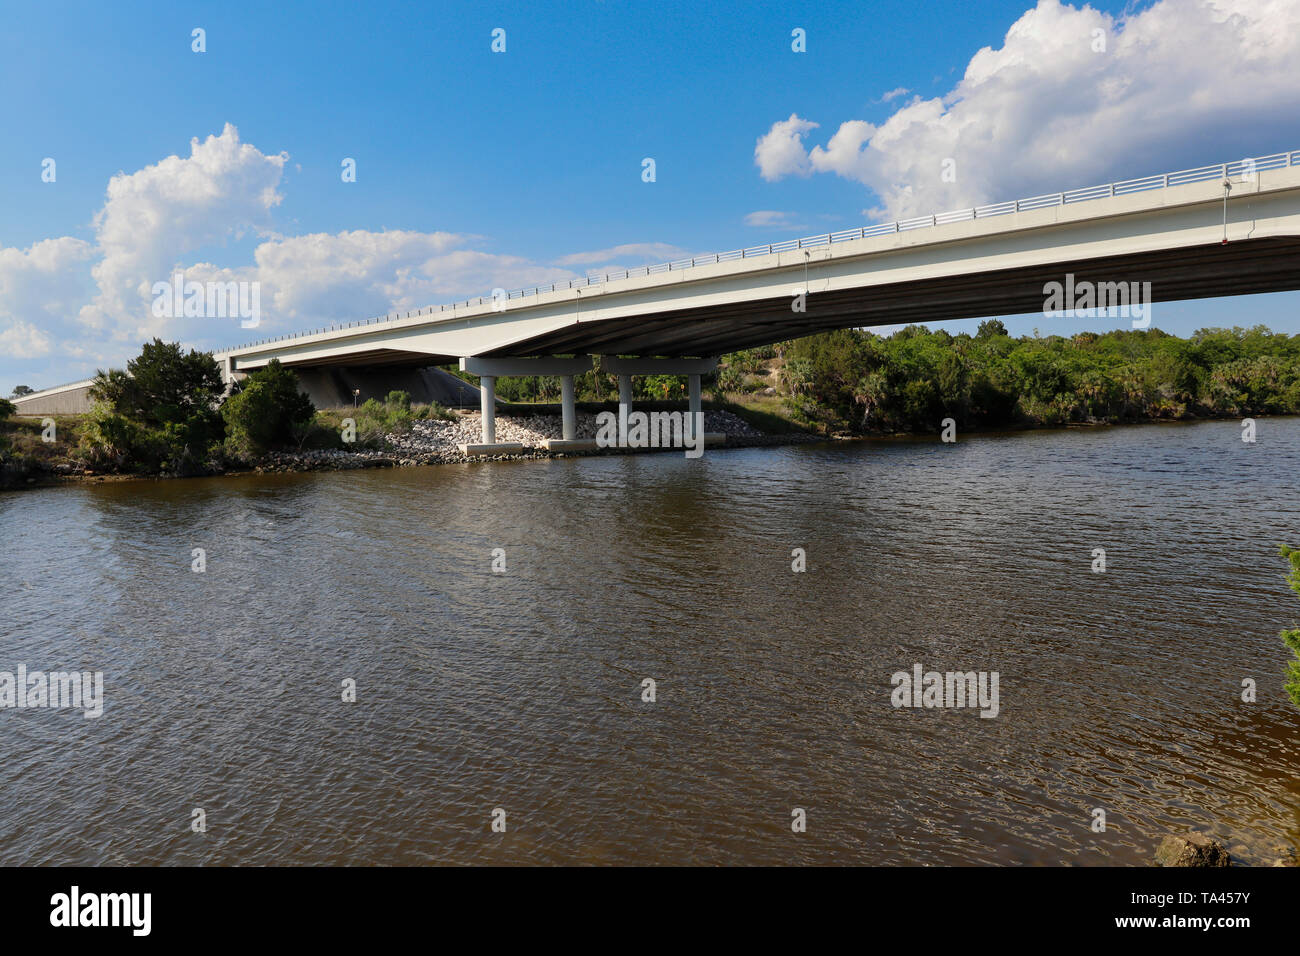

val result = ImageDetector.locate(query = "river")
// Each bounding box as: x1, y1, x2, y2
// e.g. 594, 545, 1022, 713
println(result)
2, 418, 1298, 865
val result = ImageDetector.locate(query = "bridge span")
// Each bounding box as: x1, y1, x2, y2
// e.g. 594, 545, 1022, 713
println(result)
14, 151, 1300, 454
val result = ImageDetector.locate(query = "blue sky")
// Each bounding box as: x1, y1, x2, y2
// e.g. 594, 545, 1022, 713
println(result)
2, 0, 1298, 394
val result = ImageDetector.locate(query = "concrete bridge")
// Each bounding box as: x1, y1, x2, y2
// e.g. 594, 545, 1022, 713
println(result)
14, 150, 1300, 453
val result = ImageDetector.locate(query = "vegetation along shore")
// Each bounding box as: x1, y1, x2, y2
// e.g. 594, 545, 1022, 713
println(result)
3, 322, 1299, 492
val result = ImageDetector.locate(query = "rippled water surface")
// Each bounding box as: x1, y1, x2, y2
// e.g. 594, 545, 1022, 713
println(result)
2, 419, 1298, 865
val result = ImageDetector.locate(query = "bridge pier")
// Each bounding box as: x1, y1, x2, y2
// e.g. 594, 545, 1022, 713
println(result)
458, 356, 593, 454
618, 374, 633, 425
560, 374, 577, 441
479, 375, 497, 444
688, 372, 702, 439
600, 356, 727, 449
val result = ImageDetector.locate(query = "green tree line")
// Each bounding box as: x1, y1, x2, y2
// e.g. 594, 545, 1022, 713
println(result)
778, 322, 1300, 433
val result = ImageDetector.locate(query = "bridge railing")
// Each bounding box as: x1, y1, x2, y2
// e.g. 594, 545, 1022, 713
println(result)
224, 148, 1299, 355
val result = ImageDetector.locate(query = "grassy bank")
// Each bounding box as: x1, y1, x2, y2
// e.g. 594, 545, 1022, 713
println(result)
303, 396, 454, 450
0, 415, 88, 487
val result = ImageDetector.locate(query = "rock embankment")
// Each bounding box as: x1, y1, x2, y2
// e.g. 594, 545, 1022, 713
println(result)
247, 409, 810, 472
388, 409, 765, 457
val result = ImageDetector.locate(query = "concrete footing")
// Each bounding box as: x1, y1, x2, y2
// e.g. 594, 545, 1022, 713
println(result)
460, 434, 725, 456
542, 438, 599, 451
457, 441, 526, 456
544, 434, 726, 453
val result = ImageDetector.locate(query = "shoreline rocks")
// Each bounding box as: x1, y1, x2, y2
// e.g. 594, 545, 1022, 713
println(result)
217, 410, 819, 476
1154, 832, 1298, 867
386, 408, 770, 457
1155, 833, 1231, 867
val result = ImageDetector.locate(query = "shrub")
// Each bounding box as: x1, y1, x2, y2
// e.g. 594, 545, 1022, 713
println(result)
1280, 546, 1300, 709
311, 395, 452, 450
640, 374, 686, 400
221, 360, 315, 457
716, 365, 745, 394
78, 404, 142, 471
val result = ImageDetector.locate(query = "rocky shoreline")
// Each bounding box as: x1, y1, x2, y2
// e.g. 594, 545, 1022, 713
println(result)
252, 409, 817, 473
5, 409, 821, 486
11, 409, 1299, 488
1155, 832, 1296, 867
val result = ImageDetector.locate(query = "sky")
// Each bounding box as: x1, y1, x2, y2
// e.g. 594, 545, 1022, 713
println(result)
2, 0, 1299, 395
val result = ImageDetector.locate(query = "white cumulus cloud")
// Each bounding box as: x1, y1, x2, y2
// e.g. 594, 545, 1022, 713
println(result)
755, 0, 1300, 218
0, 125, 587, 389
0, 238, 96, 325
81, 123, 289, 333
754, 114, 823, 181
0, 321, 54, 360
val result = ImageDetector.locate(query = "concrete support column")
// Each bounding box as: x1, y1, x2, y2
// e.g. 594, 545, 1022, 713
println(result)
480, 375, 496, 444
688, 373, 702, 437
460, 356, 591, 453
600, 356, 726, 452
560, 374, 576, 441
618, 374, 633, 420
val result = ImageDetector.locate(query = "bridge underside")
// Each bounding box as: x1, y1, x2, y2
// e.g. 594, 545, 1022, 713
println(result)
269, 347, 459, 368
289, 365, 481, 408
474, 236, 1300, 359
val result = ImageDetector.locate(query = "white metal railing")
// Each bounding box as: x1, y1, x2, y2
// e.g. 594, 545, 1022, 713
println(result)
225, 148, 1299, 354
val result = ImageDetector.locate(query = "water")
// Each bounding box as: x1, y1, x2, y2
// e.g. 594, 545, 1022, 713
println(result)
1, 419, 1298, 865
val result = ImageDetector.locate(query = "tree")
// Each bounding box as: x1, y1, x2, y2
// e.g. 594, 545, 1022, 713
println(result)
10, 385, 34, 397
221, 359, 315, 455
976, 319, 1008, 339
82, 339, 225, 474
1280, 546, 1300, 709
90, 338, 224, 426
0, 398, 14, 419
